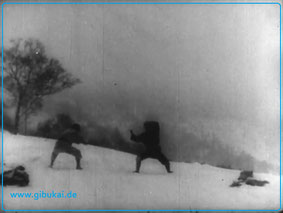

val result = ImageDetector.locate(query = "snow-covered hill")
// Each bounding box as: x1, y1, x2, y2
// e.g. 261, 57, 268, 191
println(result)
1, 131, 280, 210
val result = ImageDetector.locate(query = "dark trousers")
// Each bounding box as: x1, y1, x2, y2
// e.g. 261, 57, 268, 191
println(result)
52, 145, 82, 159
139, 150, 169, 165
50, 142, 82, 168
135, 147, 171, 172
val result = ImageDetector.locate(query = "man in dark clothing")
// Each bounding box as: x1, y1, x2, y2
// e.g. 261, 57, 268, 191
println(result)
49, 123, 85, 170
130, 121, 172, 173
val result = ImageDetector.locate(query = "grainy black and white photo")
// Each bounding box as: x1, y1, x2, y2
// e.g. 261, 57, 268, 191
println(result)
1, 0, 281, 211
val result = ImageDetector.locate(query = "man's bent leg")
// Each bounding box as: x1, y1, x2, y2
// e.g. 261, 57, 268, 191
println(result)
75, 156, 82, 170
134, 153, 148, 173
157, 152, 173, 173
68, 147, 82, 170
50, 151, 59, 168
134, 156, 142, 173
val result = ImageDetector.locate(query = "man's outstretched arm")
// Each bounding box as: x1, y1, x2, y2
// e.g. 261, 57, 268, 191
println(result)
130, 130, 144, 143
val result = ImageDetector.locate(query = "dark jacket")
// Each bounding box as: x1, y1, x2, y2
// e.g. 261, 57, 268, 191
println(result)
131, 132, 160, 151
56, 129, 85, 148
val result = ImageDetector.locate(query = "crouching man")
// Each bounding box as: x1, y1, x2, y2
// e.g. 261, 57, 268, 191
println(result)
130, 121, 173, 173
50, 123, 85, 170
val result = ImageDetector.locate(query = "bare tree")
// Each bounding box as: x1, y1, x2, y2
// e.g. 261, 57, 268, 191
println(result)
2, 38, 80, 134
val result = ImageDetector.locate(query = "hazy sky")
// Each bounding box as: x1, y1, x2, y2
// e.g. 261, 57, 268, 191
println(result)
2, 2, 281, 170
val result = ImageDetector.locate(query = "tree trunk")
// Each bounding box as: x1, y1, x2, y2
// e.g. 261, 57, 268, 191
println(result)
14, 96, 22, 134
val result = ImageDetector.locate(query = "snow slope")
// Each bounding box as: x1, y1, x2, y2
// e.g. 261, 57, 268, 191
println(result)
1, 131, 280, 210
